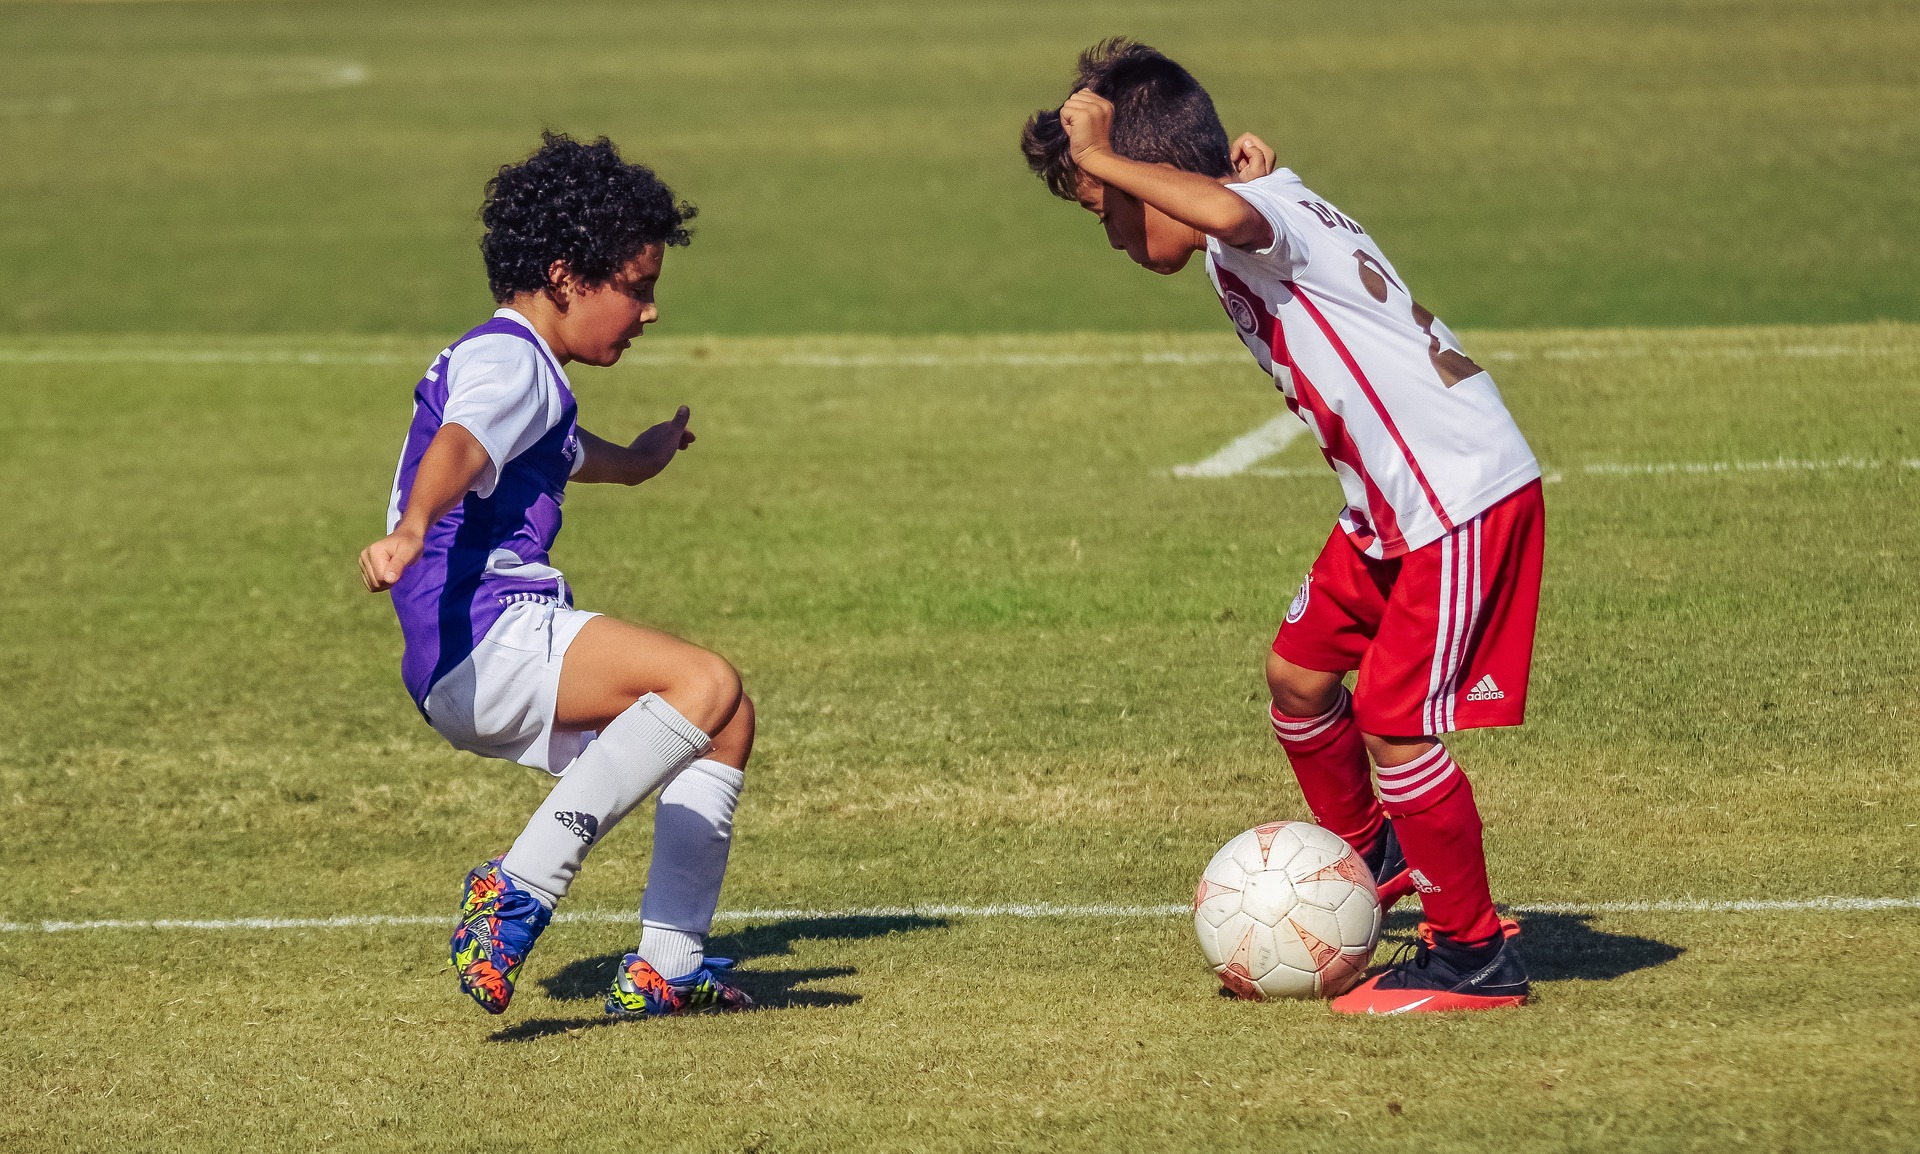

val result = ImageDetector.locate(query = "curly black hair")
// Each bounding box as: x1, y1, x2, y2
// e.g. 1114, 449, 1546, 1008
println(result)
479, 132, 696, 303
1021, 38, 1233, 201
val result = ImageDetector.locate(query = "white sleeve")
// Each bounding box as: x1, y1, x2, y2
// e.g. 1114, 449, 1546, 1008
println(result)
1223, 178, 1309, 277
441, 335, 556, 499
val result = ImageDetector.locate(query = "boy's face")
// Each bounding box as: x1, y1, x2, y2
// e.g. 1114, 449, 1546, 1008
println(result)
1074, 173, 1199, 275
560, 244, 666, 367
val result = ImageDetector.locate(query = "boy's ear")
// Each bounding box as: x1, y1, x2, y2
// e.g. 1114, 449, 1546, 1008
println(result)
544, 259, 588, 308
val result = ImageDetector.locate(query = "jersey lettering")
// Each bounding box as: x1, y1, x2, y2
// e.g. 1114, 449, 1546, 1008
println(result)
1300, 200, 1364, 234
1206, 170, 1539, 559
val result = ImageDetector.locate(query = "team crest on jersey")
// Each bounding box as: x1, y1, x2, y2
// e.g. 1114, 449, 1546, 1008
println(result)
1224, 290, 1259, 335
1285, 576, 1312, 623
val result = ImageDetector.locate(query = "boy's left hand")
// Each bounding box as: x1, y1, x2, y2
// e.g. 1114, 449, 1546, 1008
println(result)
1231, 133, 1276, 181
1059, 89, 1115, 164
625, 405, 696, 482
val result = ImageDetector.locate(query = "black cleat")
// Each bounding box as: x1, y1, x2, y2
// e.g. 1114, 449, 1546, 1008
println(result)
1332, 919, 1530, 1014
1363, 820, 1415, 910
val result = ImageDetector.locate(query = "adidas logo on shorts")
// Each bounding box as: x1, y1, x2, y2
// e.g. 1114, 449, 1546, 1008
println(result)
554, 810, 600, 845
1464, 675, 1506, 702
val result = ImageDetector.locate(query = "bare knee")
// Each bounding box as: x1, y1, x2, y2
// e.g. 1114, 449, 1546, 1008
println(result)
708, 693, 755, 772
661, 650, 742, 736
1265, 651, 1343, 717
1363, 731, 1438, 768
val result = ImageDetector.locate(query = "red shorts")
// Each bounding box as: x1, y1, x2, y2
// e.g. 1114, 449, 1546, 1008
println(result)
1274, 481, 1544, 737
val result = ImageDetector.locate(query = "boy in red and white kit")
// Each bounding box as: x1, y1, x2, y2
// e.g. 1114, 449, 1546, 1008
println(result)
1022, 40, 1543, 1013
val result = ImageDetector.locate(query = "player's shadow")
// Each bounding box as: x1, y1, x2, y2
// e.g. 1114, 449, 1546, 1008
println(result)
1381, 908, 1682, 981
490, 913, 947, 1043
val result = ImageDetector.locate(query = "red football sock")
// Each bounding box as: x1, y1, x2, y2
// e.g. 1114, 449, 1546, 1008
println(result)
1377, 744, 1501, 946
1270, 688, 1384, 853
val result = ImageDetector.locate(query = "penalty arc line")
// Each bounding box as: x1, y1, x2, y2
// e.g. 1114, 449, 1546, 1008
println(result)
3, 896, 1917, 935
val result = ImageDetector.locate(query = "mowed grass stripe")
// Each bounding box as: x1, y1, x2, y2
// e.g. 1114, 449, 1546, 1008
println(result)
3, 0, 1918, 335
1, 326, 1913, 366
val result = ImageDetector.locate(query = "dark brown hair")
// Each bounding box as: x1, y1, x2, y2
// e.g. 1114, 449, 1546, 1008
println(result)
480, 132, 696, 303
1020, 38, 1233, 200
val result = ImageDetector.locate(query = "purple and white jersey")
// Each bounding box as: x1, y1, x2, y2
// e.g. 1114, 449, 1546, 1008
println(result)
385, 309, 585, 711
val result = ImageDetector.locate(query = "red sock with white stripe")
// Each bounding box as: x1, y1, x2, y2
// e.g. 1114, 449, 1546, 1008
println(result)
1269, 688, 1384, 854
1376, 743, 1502, 946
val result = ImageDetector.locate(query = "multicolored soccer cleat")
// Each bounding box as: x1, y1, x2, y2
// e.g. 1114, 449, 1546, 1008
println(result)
1330, 918, 1529, 1015
606, 953, 755, 1018
448, 856, 552, 1015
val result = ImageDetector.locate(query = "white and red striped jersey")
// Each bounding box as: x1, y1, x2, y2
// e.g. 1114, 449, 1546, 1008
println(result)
1205, 169, 1539, 559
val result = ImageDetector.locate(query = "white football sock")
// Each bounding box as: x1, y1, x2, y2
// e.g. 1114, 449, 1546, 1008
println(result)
636, 758, 745, 978
635, 926, 704, 982
500, 694, 711, 907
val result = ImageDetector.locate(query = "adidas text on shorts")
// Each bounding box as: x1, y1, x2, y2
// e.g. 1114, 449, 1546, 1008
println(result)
1274, 481, 1543, 737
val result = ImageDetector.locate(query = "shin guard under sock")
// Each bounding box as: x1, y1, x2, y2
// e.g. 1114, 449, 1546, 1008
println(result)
500, 694, 712, 906
1378, 745, 1501, 946
637, 758, 745, 978
1270, 688, 1385, 853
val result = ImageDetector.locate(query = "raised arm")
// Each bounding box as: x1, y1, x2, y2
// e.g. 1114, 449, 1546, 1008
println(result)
571, 405, 695, 486
1060, 90, 1274, 251
359, 423, 490, 592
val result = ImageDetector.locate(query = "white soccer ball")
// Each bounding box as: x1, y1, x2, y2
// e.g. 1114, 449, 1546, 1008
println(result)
1193, 820, 1382, 999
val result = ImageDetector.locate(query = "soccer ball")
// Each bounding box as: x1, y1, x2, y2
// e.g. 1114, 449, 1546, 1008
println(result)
1193, 820, 1382, 1000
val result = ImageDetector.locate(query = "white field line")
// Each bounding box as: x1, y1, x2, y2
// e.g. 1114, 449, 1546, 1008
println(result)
1582, 458, 1920, 477
1481, 344, 1901, 362
0, 348, 1243, 369
0, 60, 370, 119
1237, 459, 1920, 481
3, 896, 1916, 935
1172, 414, 1305, 477
0, 349, 411, 366
1175, 414, 1920, 484
680, 351, 1244, 369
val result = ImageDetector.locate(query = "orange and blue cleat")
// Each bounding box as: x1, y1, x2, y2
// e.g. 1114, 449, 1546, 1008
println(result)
606, 953, 754, 1018
1331, 919, 1529, 1015
448, 856, 552, 1015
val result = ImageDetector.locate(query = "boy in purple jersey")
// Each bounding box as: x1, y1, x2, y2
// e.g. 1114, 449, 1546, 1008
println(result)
360, 133, 753, 1018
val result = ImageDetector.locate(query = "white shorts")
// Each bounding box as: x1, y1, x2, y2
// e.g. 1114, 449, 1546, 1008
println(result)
424, 600, 601, 775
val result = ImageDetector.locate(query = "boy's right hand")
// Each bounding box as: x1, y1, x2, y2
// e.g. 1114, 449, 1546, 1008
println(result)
359, 529, 424, 593
1059, 89, 1116, 165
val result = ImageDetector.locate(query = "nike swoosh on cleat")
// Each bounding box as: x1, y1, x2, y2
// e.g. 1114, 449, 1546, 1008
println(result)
1380, 996, 1435, 1015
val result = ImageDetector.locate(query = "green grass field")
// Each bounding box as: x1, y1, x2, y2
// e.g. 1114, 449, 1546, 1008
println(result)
2, 0, 1918, 335
3, 325, 1917, 1151
5, 0, 1920, 1149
